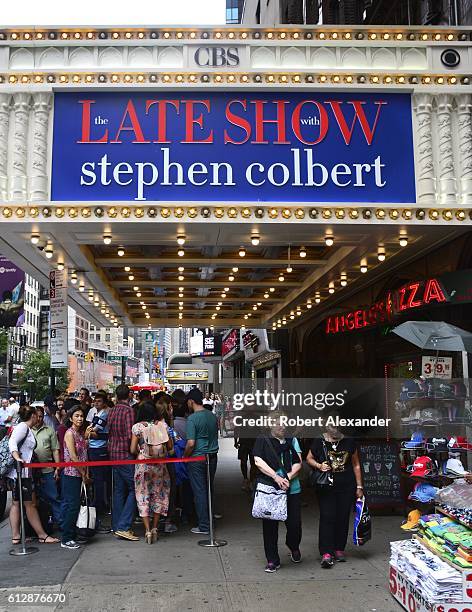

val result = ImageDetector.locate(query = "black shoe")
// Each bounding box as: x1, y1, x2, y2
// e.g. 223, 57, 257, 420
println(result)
321, 553, 334, 568
75, 536, 89, 544
290, 550, 302, 563
96, 525, 112, 534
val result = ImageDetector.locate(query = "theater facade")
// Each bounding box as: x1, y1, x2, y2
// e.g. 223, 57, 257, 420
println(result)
0, 24, 470, 359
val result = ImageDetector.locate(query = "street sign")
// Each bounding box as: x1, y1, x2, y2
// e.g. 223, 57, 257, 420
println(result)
50, 328, 68, 368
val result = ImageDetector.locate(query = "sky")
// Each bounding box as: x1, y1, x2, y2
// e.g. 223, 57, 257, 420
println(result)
2, 0, 226, 27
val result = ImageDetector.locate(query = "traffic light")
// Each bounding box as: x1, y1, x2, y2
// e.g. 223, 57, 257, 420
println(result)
152, 345, 158, 358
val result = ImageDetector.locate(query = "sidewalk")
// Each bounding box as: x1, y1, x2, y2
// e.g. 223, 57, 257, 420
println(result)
0, 438, 406, 612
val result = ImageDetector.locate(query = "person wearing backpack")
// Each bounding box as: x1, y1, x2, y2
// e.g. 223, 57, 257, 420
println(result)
253, 420, 303, 573
7, 405, 59, 545
130, 401, 173, 544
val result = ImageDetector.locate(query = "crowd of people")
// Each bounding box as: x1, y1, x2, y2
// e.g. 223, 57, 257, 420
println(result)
2, 385, 220, 550
1, 384, 371, 574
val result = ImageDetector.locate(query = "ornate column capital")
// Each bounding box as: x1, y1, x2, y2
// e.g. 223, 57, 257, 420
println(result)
413, 93, 433, 112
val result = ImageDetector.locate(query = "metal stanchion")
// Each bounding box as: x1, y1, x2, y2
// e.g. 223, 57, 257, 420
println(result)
198, 454, 227, 548
9, 461, 39, 556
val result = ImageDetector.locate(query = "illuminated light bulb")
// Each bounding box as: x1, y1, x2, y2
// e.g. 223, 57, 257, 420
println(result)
103, 234, 112, 245
328, 281, 335, 294
278, 274, 285, 282
128, 275, 135, 281
70, 271, 78, 285
177, 235, 186, 246
396, 33, 403, 40
360, 261, 368, 274
224, 287, 229, 292
238, 246, 246, 257
179, 287, 184, 292
117, 247, 125, 257
178, 266, 184, 272
30, 233, 40, 245
124, 266, 131, 273
221, 293, 227, 298
251, 235, 260, 246
340, 274, 348, 287
399, 235, 408, 247
136, 292, 141, 298
299, 246, 307, 258
264, 293, 269, 299
142, 305, 146, 310
286, 265, 293, 273
133, 286, 139, 292
228, 275, 235, 282
88, 293, 94, 302
377, 247, 386, 262
232, 267, 239, 273
269, 287, 275, 293
325, 235, 334, 247
44, 242, 54, 259
177, 248, 185, 257
178, 275, 184, 281
178, 293, 183, 298
57, 262, 65, 271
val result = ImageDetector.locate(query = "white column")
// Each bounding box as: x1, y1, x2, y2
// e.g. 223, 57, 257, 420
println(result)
9, 93, 31, 201
29, 93, 52, 201
413, 94, 435, 204
436, 94, 456, 206
456, 94, 472, 206
0, 94, 11, 202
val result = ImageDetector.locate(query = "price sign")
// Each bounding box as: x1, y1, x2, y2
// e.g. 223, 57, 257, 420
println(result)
435, 606, 472, 612
421, 356, 452, 380
389, 566, 434, 612
464, 572, 472, 603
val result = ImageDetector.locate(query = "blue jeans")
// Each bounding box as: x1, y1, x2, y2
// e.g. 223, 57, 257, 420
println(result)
112, 464, 136, 532
187, 454, 217, 532
38, 471, 62, 527
88, 447, 110, 515
61, 474, 81, 543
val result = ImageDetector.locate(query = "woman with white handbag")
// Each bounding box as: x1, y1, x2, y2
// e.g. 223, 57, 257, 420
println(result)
61, 406, 91, 550
253, 421, 303, 573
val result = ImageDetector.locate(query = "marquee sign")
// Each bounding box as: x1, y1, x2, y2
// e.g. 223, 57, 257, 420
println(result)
51, 91, 415, 204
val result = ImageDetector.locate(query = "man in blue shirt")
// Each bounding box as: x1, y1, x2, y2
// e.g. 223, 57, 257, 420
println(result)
86, 392, 111, 533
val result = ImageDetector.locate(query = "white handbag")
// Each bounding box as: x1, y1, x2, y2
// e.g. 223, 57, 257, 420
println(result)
76, 483, 96, 532
252, 482, 288, 521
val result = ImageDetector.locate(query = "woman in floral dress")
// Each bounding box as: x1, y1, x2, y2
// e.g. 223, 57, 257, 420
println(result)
130, 401, 173, 544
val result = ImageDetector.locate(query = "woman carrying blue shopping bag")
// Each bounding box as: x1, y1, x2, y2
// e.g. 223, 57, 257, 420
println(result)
253, 421, 302, 573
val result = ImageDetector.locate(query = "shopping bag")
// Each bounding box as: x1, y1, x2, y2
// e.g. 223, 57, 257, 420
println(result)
76, 483, 96, 537
252, 482, 287, 521
353, 496, 371, 546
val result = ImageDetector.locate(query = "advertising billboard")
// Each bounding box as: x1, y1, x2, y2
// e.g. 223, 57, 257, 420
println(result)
52, 91, 415, 204
0, 256, 25, 329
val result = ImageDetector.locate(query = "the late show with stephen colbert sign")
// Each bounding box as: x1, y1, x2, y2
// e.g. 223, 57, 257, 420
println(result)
51, 92, 416, 203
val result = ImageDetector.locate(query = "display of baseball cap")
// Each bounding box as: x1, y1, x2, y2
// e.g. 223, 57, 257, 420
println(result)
401, 509, 421, 531
418, 408, 442, 426
402, 431, 425, 449
411, 455, 436, 477
446, 457, 468, 476
426, 438, 449, 452
408, 482, 439, 503
454, 436, 472, 451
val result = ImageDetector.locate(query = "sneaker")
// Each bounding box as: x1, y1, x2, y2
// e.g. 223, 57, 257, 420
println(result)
190, 527, 209, 535
321, 553, 334, 568
114, 530, 140, 541
334, 550, 346, 562
61, 540, 80, 550
164, 523, 178, 534
264, 562, 280, 573
290, 550, 302, 563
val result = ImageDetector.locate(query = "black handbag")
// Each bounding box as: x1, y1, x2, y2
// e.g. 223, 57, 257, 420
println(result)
309, 439, 333, 488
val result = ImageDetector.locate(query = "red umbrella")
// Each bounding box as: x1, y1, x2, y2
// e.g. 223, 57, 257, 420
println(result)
130, 382, 162, 391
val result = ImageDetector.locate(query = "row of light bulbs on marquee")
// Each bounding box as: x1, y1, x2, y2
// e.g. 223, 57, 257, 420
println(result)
3, 28, 471, 42
30, 233, 120, 327
3, 72, 470, 86
4, 206, 471, 222
270, 235, 409, 330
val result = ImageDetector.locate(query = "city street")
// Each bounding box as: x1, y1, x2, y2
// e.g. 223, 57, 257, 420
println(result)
0, 439, 404, 612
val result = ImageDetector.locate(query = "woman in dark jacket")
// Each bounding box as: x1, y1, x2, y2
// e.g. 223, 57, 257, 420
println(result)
253, 422, 303, 573
307, 419, 364, 568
